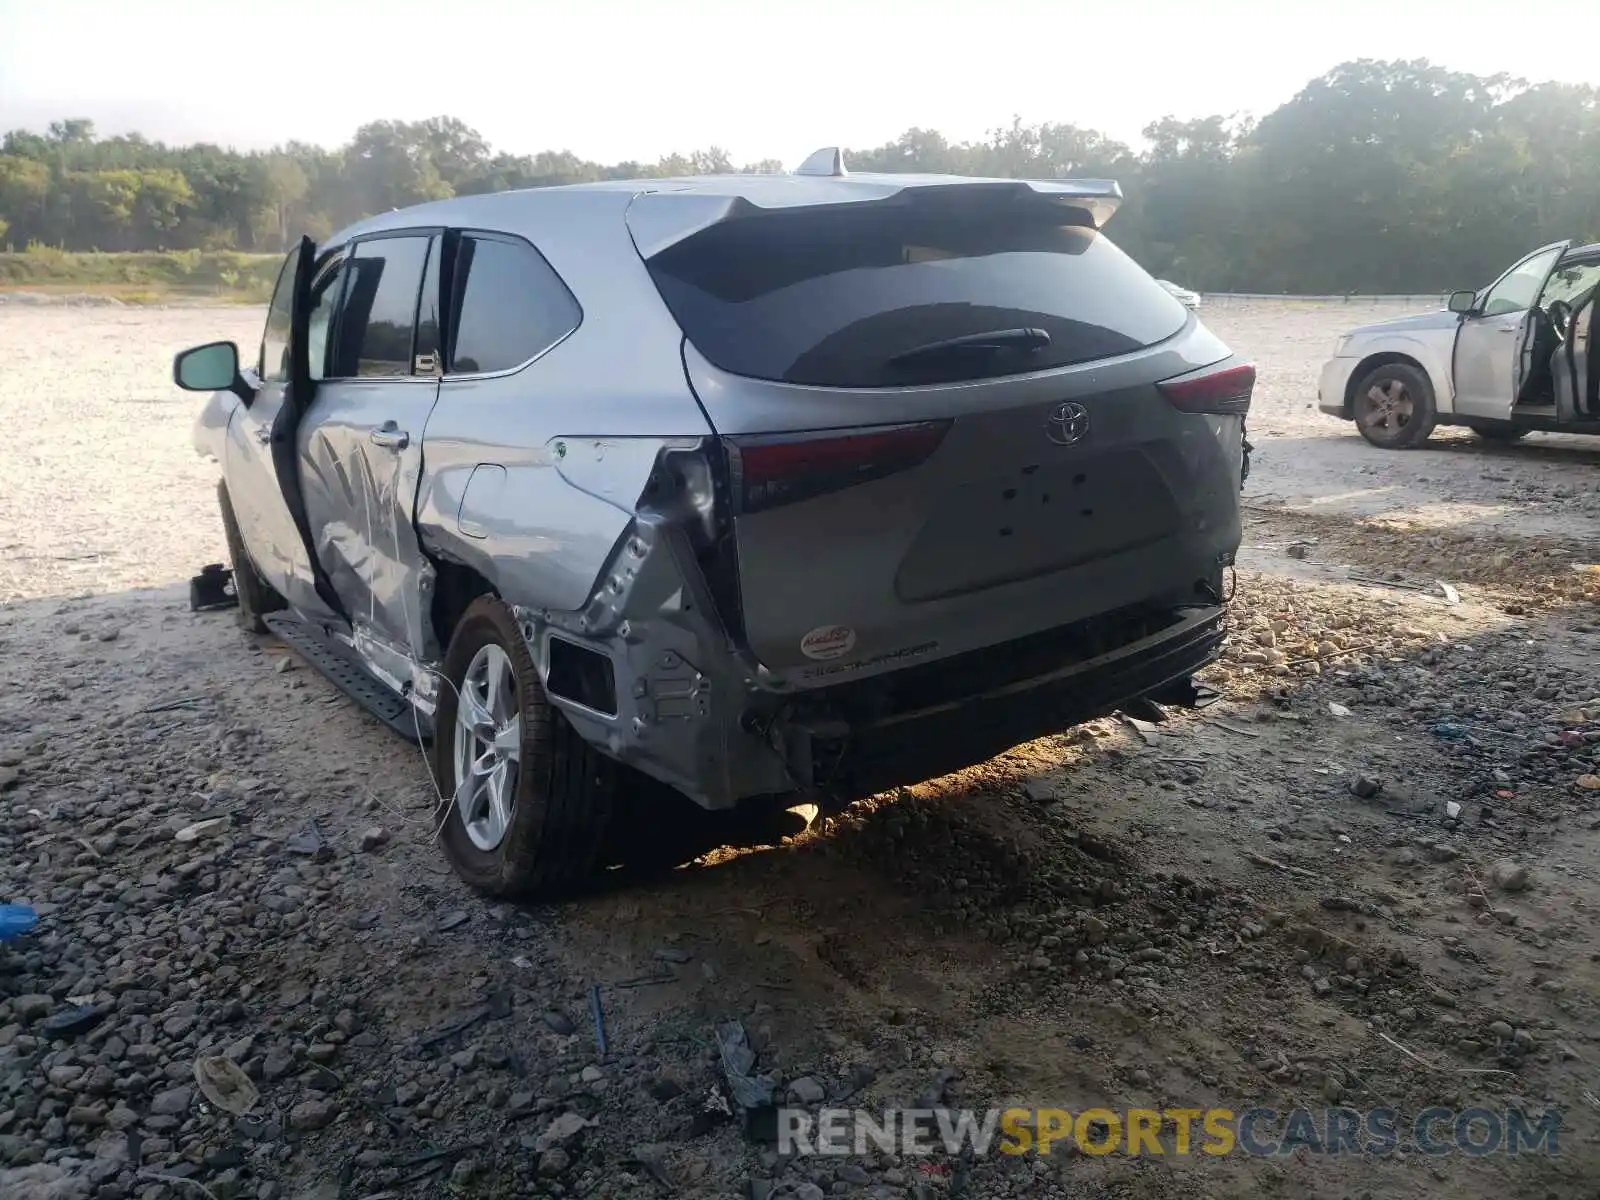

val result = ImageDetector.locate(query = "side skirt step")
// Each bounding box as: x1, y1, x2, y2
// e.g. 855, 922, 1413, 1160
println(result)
263, 613, 432, 744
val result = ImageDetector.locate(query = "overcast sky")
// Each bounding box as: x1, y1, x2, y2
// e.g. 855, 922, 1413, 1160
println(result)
1, 0, 1587, 165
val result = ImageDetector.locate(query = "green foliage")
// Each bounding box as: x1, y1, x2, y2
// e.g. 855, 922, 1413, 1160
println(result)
0, 247, 279, 299
3, 60, 1599, 292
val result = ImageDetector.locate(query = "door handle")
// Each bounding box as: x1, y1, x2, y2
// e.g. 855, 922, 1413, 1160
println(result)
1496, 326, 1518, 334
253, 426, 273, 445
369, 424, 410, 451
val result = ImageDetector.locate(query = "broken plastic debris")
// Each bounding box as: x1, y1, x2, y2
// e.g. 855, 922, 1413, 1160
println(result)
41, 1004, 107, 1039
716, 1020, 779, 1140
1431, 722, 1469, 742
1118, 713, 1162, 746
1577, 775, 1600, 790
590, 984, 609, 1056
194, 1055, 259, 1115
1327, 702, 1353, 718
0, 905, 37, 942
1445, 801, 1462, 820
1437, 581, 1460, 605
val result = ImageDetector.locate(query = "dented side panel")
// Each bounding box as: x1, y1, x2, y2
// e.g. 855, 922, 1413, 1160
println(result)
512, 513, 793, 807
413, 202, 716, 611
419, 429, 793, 807
417, 424, 654, 614
405, 203, 793, 803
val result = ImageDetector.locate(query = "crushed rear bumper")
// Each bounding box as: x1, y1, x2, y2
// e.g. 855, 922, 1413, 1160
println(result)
798, 603, 1228, 799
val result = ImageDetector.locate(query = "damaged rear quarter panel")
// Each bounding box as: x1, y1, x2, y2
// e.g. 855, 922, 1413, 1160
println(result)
413, 196, 714, 609
416, 421, 789, 807
411, 198, 791, 804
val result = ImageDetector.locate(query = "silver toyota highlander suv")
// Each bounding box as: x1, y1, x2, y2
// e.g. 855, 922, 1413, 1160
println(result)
174, 151, 1253, 898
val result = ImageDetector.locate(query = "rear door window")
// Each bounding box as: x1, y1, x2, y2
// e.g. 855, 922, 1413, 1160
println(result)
447, 234, 581, 375
644, 202, 1189, 387
330, 235, 432, 378
1540, 261, 1600, 311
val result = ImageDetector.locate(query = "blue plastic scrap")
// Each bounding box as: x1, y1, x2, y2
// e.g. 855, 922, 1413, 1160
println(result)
590, 984, 608, 1057
0, 905, 38, 941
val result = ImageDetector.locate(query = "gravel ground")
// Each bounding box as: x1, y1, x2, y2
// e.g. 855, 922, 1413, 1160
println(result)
1, 301, 1598, 1200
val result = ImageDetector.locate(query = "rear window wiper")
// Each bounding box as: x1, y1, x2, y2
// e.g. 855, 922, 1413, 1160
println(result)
887, 327, 1052, 368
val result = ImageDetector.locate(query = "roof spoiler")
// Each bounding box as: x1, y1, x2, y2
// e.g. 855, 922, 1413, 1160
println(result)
1017, 178, 1123, 227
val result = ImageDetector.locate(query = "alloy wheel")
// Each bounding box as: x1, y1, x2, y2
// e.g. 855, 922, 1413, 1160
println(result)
1357, 378, 1415, 438
451, 643, 522, 851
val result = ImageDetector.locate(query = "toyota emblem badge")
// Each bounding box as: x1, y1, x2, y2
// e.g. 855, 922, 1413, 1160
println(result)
1046, 401, 1090, 446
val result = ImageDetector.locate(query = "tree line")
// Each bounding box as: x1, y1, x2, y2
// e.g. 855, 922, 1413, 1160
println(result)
3, 59, 1597, 293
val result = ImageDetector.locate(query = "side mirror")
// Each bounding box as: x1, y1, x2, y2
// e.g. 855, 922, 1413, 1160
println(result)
1447, 290, 1477, 315
174, 341, 253, 403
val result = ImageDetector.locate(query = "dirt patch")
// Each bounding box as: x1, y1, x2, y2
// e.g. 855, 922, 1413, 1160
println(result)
1, 303, 1597, 1200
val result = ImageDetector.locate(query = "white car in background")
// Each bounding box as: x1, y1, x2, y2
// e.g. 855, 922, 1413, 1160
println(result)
1156, 279, 1201, 309
1319, 239, 1600, 448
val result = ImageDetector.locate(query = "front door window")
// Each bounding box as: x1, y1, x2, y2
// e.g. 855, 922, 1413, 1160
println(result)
1481, 246, 1564, 316
258, 245, 303, 381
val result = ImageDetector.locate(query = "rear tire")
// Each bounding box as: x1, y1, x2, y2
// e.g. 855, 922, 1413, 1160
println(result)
1467, 422, 1529, 443
430, 596, 616, 898
1352, 362, 1437, 449
217, 481, 285, 634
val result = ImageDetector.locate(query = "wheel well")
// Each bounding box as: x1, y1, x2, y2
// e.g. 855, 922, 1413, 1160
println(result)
1343, 352, 1427, 414
430, 559, 497, 652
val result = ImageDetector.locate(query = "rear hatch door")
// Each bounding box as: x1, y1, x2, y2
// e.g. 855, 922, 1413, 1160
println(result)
637, 183, 1246, 685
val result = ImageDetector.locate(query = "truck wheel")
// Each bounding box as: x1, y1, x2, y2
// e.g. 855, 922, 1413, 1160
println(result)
431, 596, 616, 898
1467, 422, 1528, 443
1353, 362, 1437, 449
217, 481, 286, 634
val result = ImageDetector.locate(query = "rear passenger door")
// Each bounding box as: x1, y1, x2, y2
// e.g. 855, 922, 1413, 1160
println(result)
298, 231, 443, 676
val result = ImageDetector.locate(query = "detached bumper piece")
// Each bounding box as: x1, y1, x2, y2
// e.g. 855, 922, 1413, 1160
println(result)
188, 563, 238, 612
815, 605, 1227, 799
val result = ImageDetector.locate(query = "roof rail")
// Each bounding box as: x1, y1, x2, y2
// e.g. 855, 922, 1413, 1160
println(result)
794, 147, 847, 177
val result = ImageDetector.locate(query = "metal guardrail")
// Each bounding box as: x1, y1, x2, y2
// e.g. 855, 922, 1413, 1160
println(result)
1203, 292, 1449, 304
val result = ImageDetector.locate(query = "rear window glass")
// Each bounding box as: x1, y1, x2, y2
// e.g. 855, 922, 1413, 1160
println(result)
448, 235, 581, 375
644, 203, 1189, 387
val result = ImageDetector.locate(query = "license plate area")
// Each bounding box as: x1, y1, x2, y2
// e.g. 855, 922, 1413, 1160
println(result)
894, 450, 1180, 602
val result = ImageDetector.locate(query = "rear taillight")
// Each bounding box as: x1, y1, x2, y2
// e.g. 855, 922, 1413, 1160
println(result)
1157, 361, 1256, 415
725, 421, 951, 514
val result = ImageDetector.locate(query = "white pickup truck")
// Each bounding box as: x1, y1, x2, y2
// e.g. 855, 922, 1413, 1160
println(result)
1319, 240, 1600, 447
